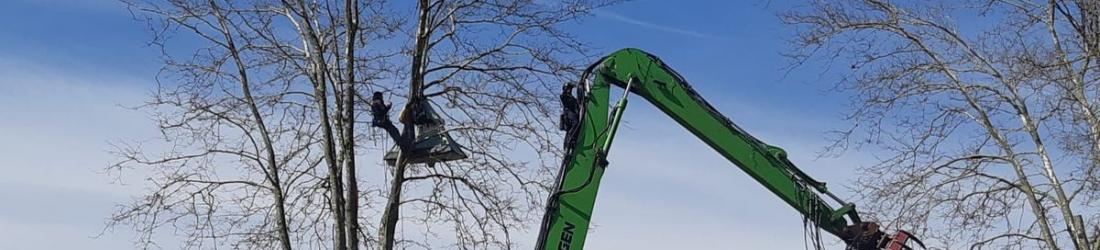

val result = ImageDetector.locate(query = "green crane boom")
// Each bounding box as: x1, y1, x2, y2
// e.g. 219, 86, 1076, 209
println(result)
535, 48, 920, 250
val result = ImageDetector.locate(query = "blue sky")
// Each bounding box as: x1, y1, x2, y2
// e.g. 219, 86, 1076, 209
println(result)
0, 0, 869, 249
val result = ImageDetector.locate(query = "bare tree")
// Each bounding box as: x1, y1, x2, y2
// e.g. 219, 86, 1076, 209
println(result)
253, 0, 400, 249
108, 1, 302, 248
109, 0, 396, 249
784, 1, 1100, 249
276, 0, 373, 249
375, 0, 616, 249
111, 0, 617, 249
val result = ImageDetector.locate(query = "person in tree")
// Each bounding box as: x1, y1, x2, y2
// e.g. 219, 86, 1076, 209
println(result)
370, 91, 402, 145
371, 92, 391, 125
559, 82, 580, 149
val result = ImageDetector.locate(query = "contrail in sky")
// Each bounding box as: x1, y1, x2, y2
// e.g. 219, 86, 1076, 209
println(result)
593, 10, 721, 39
530, 0, 721, 39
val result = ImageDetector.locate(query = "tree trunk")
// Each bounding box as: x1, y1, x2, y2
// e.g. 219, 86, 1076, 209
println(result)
379, 1, 431, 249
343, 0, 361, 248
317, 76, 349, 250
285, 1, 350, 248
379, 153, 408, 250
1091, 224, 1099, 250
1043, 3, 1094, 247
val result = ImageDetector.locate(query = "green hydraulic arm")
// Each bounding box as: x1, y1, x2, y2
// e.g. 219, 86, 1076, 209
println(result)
534, 48, 914, 250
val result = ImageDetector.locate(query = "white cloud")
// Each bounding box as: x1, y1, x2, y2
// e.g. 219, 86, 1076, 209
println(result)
0, 57, 162, 249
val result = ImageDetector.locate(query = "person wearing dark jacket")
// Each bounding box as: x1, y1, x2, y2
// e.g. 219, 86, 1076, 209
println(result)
370, 91, 402, 146
559, 82, 580, 149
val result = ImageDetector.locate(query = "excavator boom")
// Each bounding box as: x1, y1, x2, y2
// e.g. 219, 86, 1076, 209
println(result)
535, 48, 916, 250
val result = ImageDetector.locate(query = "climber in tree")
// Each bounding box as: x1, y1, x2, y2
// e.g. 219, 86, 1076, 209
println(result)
370, 91, 401, 146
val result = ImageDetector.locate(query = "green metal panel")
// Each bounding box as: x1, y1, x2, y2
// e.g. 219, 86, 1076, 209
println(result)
536, 48, 857, 250
535, 68, 610, 250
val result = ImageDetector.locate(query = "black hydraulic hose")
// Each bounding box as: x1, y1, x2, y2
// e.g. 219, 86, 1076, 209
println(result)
534, 58, 606, 250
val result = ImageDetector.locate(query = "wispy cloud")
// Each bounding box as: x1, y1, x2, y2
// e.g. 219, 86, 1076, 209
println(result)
594, 10, 723, 39
0, 57, 159, 249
